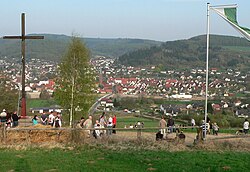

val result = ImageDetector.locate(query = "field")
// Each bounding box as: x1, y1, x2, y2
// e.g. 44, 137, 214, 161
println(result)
12, 100, 249, 171
0, 146, 250, 172
2, 113, 250, 171
26, 99, 57, 110
116, 114, 159, 128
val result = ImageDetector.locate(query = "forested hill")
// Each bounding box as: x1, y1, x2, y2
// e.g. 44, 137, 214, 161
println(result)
118, 35, 250, 70
0, 34, 161, 61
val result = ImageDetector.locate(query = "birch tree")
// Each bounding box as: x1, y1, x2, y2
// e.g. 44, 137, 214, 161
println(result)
54, 36, 96, 127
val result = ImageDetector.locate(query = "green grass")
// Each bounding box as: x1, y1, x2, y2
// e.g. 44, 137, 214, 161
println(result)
27, 99, 57, 109
0, 147, 249, 172
116, 114, 159, 128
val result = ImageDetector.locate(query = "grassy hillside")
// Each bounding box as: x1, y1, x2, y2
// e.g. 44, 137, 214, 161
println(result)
0, 148, 249, 171
0, 34, 161, 61
118, 35, 250, 71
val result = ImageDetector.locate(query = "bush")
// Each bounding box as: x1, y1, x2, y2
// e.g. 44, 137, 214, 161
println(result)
180, 113, 244, 128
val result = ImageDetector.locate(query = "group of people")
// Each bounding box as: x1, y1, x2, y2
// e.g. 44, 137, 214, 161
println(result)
0, 109, 20, 128
77, 113, 117, 139
32, 111, 62, 128
159, 116, 175, 139
157, 116, 186, 141
200, 119, 220, 138
125, 121, 144, 129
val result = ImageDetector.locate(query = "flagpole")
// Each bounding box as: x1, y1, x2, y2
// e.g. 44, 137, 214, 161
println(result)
204, 3, 210, 140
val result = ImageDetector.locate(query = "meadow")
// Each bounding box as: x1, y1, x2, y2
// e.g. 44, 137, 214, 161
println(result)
26, 99, 57, 110
0, 147, 249, 172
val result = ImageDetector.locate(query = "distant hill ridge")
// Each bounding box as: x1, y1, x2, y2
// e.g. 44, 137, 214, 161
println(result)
118, 35, 250, 71
0, 34, 162, 61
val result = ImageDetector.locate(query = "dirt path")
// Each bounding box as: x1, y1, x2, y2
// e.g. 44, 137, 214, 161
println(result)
110, 131, 250, 145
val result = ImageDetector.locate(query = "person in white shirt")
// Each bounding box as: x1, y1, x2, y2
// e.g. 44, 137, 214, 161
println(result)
0, 109, 7, 125
243, 119, 249, 134
107, 116, 113, 136
48, 112, 55, 127
191, 119, 196, 127
93, 120, 101, 138
108, 116, 113, 124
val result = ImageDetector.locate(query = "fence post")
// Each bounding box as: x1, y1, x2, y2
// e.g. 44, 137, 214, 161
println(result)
57, 131, 62, 142
4, 126, 6, 142
137, 124, 142, 140
2, 125, 6, 143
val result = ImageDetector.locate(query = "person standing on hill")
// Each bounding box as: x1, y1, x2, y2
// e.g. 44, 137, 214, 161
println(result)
167, 116, 174, 133
78, 117, 85, 128
112, 114, 117, 134
99, 114, 107, 127
191, 118, 196, 129
107, 116, 113, 136
53, 113, 62, 128
0, 109, 7, 126
12, 111, 20, 127
48, 112, 55, 127
159, 116, 167, 138
40, 112, 48, 125
93, 120, 101, 138
243, 119, 249, 134
83, 115, 93, 137
6, 113, 12, 128
212, 122, 219, 135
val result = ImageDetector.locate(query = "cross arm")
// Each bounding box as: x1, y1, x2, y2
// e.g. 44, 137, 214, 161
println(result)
3, 36, 44, 40
25, 36, 44, 39
3, 36, 22, 39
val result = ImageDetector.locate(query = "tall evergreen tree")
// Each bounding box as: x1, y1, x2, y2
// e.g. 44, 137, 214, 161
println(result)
54, 36, 96, 127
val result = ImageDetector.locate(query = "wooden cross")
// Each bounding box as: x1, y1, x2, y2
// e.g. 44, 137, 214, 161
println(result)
3, 13, 44, 118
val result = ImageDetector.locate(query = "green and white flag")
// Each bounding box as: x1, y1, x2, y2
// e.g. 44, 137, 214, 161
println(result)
211, 5, 250, 41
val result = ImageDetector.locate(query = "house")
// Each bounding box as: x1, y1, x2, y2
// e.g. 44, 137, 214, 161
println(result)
160, 104, 181, 116
30, 106, 62, 114
234, 100, 242, 106
100, 98, 114, 108
212, 103, 221, 111
236, 109, 249, 118
100, 98, 109, 106
106, 99, 114, 108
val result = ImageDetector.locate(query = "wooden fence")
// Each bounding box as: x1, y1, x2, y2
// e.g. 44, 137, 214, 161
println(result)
0, 125, 196, 144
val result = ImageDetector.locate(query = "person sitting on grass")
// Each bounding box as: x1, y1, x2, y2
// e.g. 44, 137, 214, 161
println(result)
177, 131, 186, 144
32, 115, 39, 125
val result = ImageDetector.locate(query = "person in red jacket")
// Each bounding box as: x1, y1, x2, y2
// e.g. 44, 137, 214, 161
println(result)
112, 114, 117, 134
